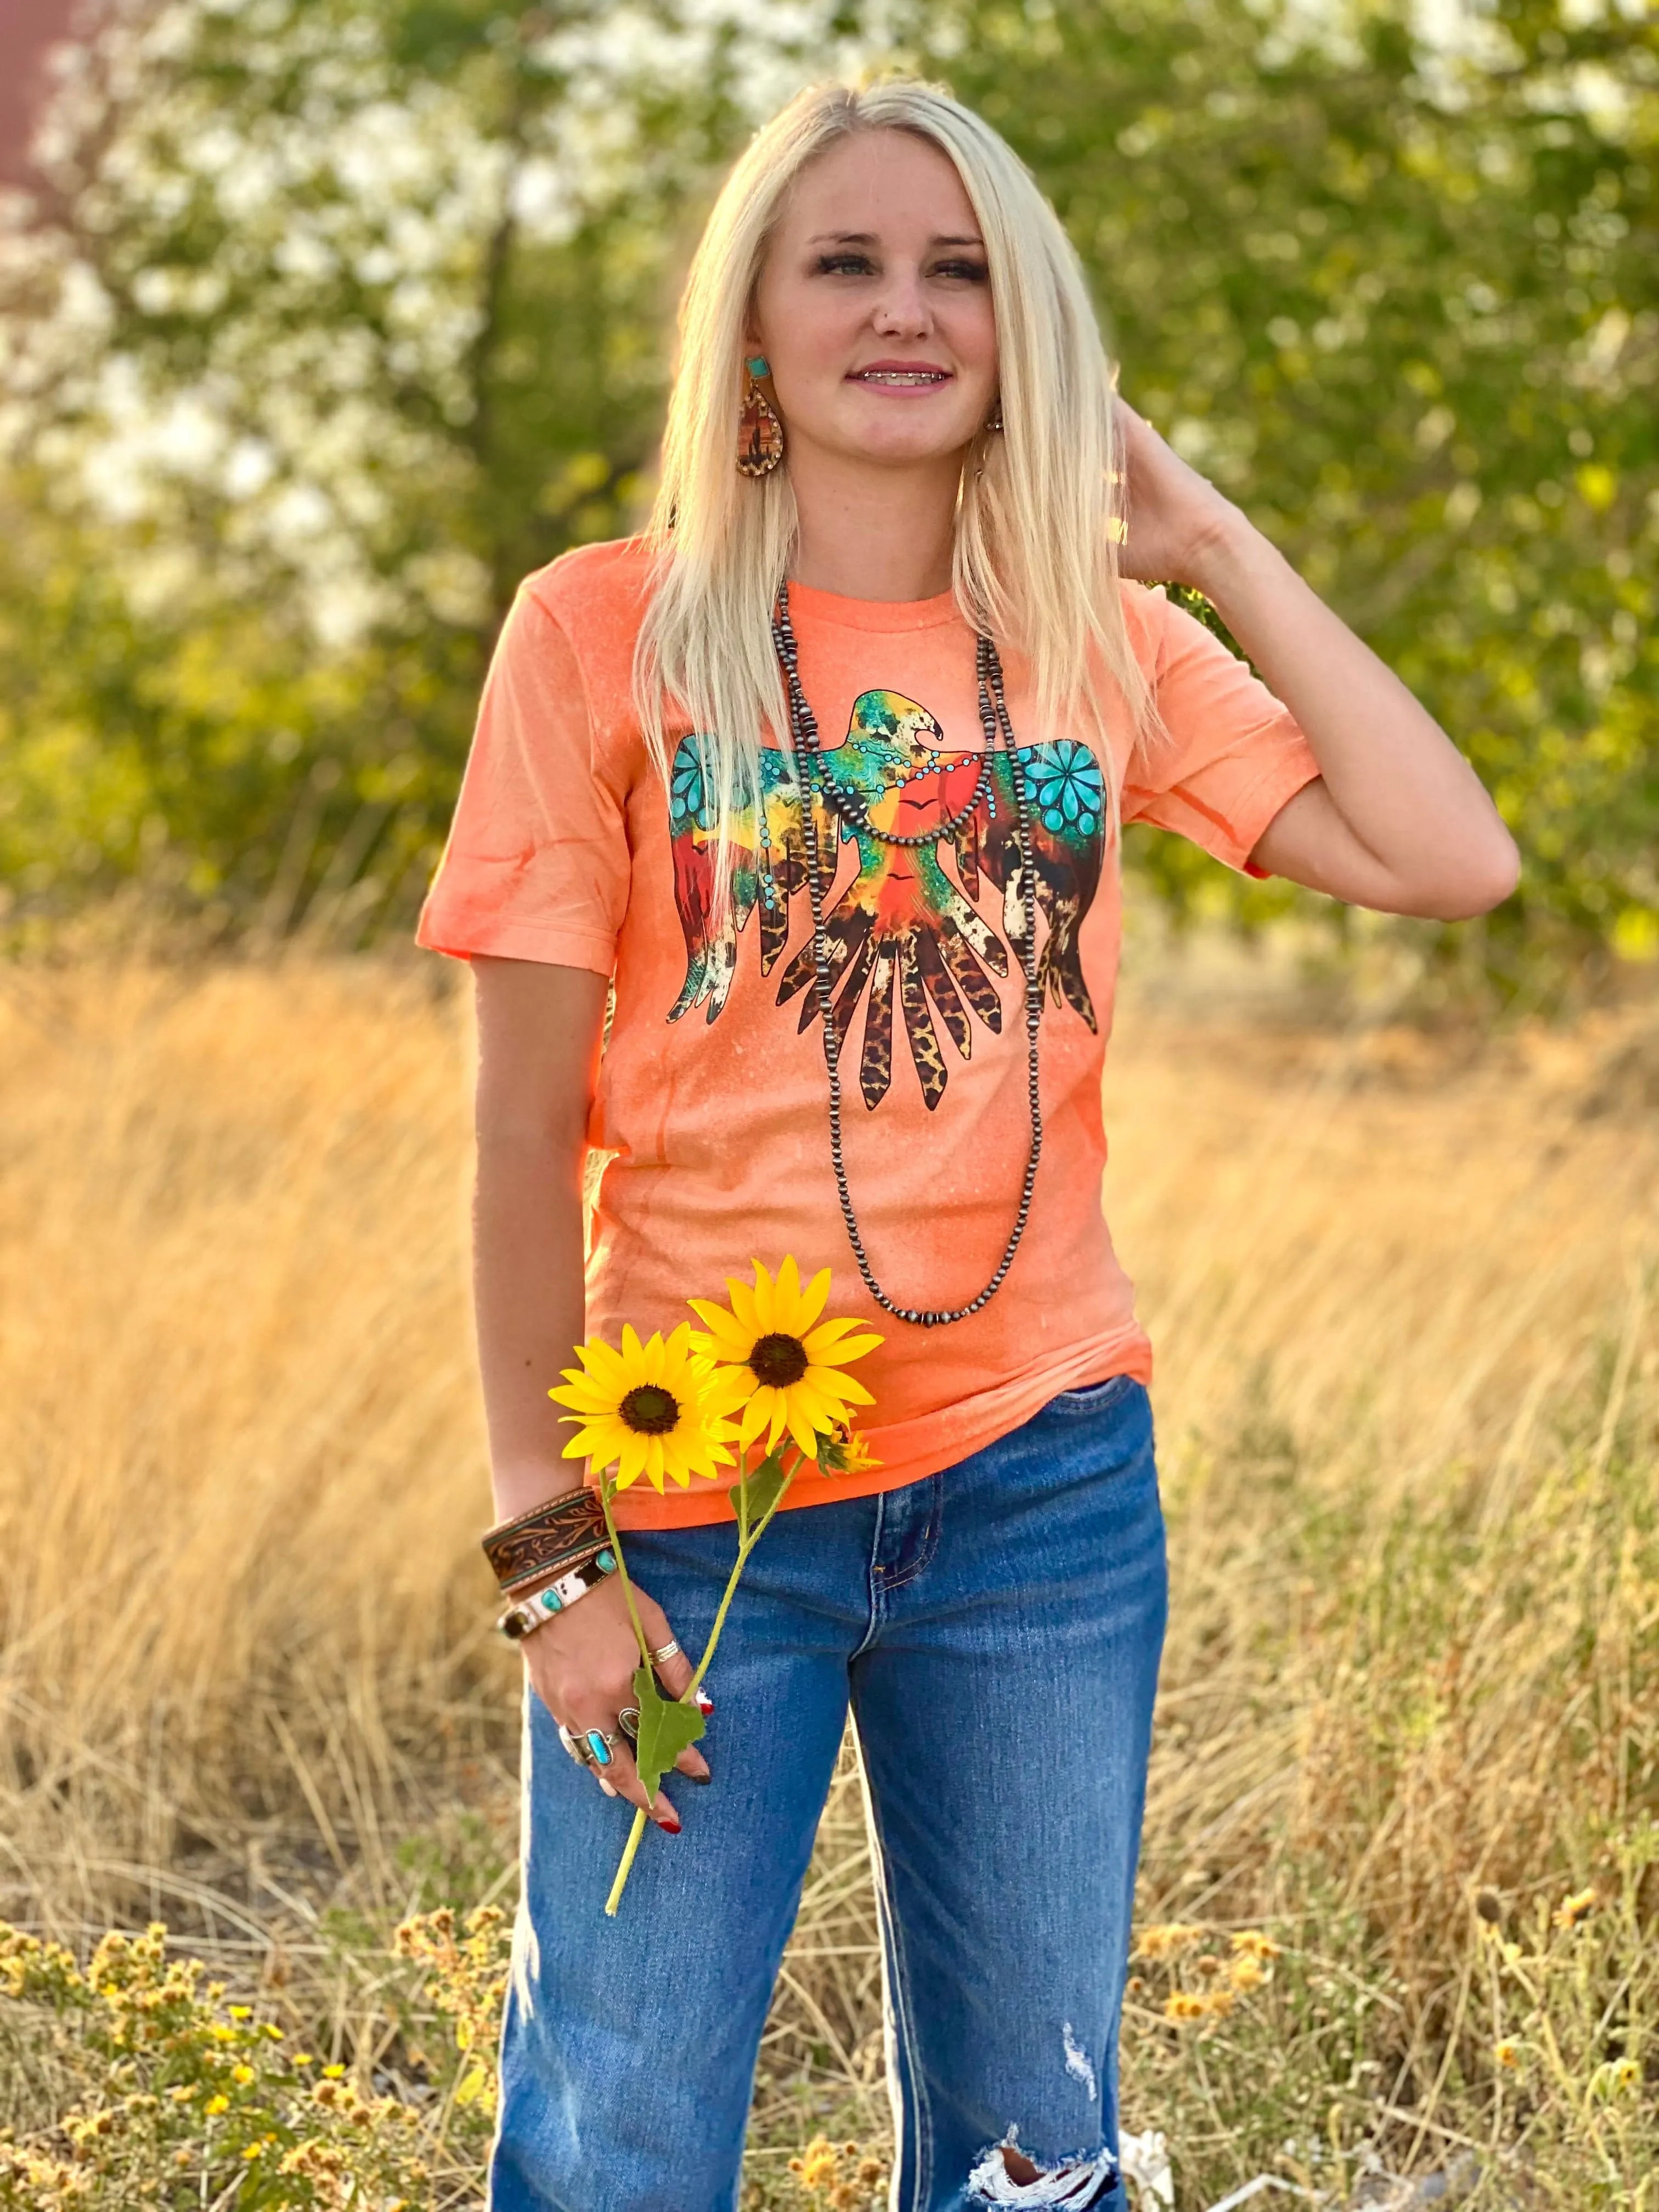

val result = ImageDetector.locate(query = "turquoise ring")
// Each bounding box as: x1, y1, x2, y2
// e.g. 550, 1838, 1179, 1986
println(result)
584, 1729, 616, 1768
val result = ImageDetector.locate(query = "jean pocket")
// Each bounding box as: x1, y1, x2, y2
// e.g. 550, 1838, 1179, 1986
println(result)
1045, 1372, 1138, 1417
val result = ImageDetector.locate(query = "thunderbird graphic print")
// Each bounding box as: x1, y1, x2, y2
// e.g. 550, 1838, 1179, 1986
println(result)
667, 689, 1106, 1111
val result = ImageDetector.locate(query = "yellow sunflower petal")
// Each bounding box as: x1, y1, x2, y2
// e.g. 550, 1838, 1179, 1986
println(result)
808, 1365, 876, 1407
739, 1390, 775, 1447
802, 1328, 884, 1368
725, 1278, 760, 1335
613, 1431, 650, 1489
620, 1322, 644, 1362
749, 1259, 777, 1332
703, 1368, 756, 1419
548, 1382, 599, 1414
771, 1255, 804, 1333
662, 1437, 697, 1488
766, 1393, 789, 1451
775, 1377, 831, 1428
688, 1304, 758, 1362
797, 1267, 833, 1334
582, 1339, 631, 1388
784, 1394, 820, 1460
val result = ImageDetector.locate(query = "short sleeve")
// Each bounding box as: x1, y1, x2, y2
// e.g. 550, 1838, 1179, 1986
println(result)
414, 586, 629, 973
1120, 586, 1322, 877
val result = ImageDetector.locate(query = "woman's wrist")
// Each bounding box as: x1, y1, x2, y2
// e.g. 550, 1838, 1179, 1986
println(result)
1182, 501, 1279, 610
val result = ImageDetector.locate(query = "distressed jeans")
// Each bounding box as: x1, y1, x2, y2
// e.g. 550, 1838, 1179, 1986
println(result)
491, 1375, 1168, 2212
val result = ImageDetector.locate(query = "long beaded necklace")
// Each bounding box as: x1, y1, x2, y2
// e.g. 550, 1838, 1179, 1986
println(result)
769, 578, 1045, 1328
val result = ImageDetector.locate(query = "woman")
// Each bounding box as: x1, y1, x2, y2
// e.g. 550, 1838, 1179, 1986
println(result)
416, 77, 1517, 2212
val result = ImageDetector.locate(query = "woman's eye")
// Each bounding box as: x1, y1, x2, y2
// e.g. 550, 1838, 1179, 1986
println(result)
933, 259, 990, 284
814, 252, 876, 276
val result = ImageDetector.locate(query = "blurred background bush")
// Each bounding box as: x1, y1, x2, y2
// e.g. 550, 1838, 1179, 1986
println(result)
0, 0, 1653, 998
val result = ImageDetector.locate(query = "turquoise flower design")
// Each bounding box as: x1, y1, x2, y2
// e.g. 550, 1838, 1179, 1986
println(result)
670, 738, 714, 833
1028, 739, 1103, 840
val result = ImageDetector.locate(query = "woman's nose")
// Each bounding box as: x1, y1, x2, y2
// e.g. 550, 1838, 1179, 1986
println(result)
871, 265, 932, 339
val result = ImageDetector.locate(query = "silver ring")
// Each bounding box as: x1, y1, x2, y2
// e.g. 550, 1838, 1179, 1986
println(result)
557, 1723, 593, 1766
649, 1639, 681, 1665
617, 1705, 640, 1741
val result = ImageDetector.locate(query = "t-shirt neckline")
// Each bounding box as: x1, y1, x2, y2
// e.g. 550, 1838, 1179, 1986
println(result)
785, 575, 964, 634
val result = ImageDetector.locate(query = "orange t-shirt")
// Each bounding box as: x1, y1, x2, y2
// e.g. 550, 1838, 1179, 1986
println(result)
416, 538, 1321, 1528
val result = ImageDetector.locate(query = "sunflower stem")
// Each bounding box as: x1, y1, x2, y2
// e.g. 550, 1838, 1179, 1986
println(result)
605, 1808, 648, 1917
598, 1477, 652, 1668
687, 1449, 798, 1697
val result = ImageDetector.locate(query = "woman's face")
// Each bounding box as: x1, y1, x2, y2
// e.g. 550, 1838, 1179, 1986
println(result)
749, 129, 998, 475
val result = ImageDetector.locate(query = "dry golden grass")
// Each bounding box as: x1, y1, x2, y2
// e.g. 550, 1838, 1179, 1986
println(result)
1, 947, 1656, 2204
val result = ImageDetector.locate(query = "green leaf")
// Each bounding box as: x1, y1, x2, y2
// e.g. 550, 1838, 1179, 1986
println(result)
630, 1667, 705, 1803
742, 1450, 792, 1529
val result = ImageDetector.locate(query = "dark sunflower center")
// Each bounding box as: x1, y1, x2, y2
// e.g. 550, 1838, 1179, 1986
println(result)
750, 1332, 809, 1388
618, 1384, 680, 1436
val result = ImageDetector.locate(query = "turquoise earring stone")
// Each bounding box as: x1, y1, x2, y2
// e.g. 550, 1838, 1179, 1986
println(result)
747, 355, 770, 378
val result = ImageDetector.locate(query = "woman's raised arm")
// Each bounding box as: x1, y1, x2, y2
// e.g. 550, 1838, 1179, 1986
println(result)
1116, 395, 1521, 922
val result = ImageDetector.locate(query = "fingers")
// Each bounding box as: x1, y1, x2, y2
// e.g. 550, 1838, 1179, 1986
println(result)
568, 1716, 680, 1832
634, 1597, 713, 1784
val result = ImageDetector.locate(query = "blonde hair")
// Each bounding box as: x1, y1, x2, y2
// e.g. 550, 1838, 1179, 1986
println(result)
633, 76, 1159, 849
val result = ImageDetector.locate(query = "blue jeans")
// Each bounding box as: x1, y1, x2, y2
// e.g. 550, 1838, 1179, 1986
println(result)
492, 1376, 1167, 2212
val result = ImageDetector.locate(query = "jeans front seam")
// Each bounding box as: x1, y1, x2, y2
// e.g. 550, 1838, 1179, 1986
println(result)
878, 1473, 943, 1595
851, 1490, 889, 1660
858, 1737, 934, 2212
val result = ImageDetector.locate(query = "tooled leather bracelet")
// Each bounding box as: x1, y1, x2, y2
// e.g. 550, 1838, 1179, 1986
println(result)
497, 1549, 618, 1641
483, 1487, 609, 1595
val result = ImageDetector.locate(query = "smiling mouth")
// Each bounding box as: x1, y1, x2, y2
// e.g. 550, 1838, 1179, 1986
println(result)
848, 368, 952, 388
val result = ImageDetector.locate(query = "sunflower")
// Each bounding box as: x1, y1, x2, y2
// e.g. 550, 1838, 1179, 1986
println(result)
816, 1420, 882, 1478
689, 1257, 882, 1459
548, 1322, 739, 1492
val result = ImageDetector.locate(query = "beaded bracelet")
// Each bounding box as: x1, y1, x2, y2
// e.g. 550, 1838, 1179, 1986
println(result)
501, 1537, 609, 1600
497, 1549, 618, 1642
483, 1487, 607, 1593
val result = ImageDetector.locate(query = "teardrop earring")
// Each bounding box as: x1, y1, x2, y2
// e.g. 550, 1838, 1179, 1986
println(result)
737, 354, 785, 478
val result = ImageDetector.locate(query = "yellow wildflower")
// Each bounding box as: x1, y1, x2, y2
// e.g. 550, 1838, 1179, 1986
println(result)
1229, 1929, 1282, 1961
1135, 1923, 1204, 1961
1229, 1953, 1268, 1991
815, 1419, 882, 1476
690, 1257, 882, 1458
1495, 2040, 1521, 2070
231, 2064, 255, 2085
203, 2095, 229, 2117
789, 2136, 842, 2193
1163, 1991, 1207, 2022
1553, 1887, 1596, 1929
550, 1322, 740, 1491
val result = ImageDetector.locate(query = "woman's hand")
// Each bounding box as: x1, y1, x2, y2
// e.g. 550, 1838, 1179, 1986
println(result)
1112, 393, 1244, 591
519, 1575, 710, 1831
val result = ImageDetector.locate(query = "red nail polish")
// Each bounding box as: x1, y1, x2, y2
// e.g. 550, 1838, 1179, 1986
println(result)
695, 1691, 714, 1715
658, 1809, 682, 1834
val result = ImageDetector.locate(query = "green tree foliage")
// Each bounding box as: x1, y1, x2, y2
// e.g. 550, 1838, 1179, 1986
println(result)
0, 0, 792, 936
0, 0, 1654, 989
910, 0, 1657, 990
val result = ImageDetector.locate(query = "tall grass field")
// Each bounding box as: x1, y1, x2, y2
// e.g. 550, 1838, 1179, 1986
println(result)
1, 950, 1655, 2208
